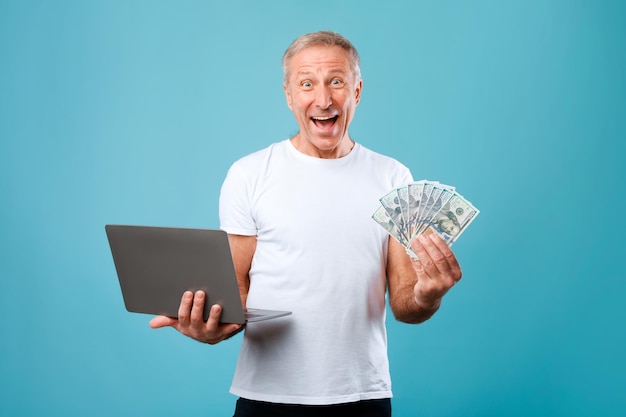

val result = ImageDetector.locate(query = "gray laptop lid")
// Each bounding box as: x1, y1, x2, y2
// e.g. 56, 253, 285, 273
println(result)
105, 225, 290, 324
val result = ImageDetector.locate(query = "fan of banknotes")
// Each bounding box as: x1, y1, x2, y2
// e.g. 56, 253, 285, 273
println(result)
372, 180, 479, 259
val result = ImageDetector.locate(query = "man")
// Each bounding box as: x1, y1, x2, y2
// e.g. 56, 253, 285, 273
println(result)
150, 31, 462, 416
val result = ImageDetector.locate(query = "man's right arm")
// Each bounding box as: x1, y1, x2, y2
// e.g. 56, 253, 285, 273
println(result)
227, 233, 256, 309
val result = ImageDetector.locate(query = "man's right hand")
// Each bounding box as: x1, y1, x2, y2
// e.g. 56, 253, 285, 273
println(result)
149, 290, 244, 344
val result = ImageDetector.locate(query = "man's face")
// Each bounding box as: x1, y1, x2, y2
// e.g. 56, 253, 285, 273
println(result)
283, 45, 362, 158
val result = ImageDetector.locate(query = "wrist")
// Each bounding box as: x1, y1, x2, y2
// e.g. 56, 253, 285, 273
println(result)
413, 296, 441, 312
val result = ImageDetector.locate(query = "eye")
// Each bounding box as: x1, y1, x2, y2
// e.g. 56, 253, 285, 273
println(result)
331, 78, 343, 86
301, 81, 313, 88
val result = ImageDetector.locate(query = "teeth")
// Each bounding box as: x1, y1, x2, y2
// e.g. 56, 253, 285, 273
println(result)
312, 116, 335, 120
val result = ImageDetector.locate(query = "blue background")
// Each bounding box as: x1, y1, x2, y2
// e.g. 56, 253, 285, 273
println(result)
1, 1, 624, 416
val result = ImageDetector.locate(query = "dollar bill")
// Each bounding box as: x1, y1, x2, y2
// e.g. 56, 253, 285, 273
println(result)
416, 182, 434, 237
372, 205, 410, 247
397, 185, 411, 236
407, 181, 425, 238
379, 189, 409, 242
422, 192, 479, 246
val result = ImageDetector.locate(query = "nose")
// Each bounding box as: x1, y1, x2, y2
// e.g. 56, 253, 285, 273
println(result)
314, 85, 332, 109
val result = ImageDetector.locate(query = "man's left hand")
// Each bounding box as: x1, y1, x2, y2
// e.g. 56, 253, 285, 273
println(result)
409, 232, 463, 311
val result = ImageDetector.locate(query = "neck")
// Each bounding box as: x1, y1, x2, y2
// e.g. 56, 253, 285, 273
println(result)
290, 134, 355, 159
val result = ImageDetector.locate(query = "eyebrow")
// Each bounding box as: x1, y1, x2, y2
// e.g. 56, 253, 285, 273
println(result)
294, 67, 349, 78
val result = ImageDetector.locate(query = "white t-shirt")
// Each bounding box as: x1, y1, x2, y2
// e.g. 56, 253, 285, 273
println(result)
219, 139, 412, 405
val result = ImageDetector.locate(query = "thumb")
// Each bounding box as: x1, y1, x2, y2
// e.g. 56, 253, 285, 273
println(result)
149, 315, 177, 329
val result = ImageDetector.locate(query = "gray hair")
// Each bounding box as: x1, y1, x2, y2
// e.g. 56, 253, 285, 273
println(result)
282, 30, 361, 83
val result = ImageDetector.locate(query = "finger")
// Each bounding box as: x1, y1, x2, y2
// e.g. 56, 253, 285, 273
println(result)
427, 232, 462, 281
410, 236, 430, 267
190, 290, 207, 323
420, 233, 452, 274
412, 235, 440, 276
205, 304, 222, 333
177, 291, 194, 326
149, 315, 177, 329
410, 255, 429, 282
412, 257, 426, 275
207, 306, 245, 335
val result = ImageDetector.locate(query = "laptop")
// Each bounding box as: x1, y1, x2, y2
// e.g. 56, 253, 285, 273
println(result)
105, 225, 291, 324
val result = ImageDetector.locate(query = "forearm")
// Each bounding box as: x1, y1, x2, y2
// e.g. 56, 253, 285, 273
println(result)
386, 238, 442, 324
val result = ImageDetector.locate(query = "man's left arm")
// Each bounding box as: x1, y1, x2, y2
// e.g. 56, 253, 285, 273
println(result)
387, 232, 463, 324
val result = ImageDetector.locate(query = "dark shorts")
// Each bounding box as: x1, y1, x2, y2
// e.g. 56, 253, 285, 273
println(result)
233, 397, 392, 417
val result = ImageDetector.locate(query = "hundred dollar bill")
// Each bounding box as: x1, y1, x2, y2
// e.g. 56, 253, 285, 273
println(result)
423, 192, 479, 246
372, 204, 419, 259
397, 185, 411, 234
416, 182, 434, 236
407, 181, 425, 238
372, 205, 410, 248
379, 189, 409, 242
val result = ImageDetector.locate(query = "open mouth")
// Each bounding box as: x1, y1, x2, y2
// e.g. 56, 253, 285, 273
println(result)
311, 115, 338, 129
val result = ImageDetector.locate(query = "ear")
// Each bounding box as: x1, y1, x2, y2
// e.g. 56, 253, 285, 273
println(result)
283, 83, 293, 111
354, 78, 363, 106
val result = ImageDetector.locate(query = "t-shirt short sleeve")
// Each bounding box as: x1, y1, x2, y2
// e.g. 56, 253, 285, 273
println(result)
219, 162, 257, 236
